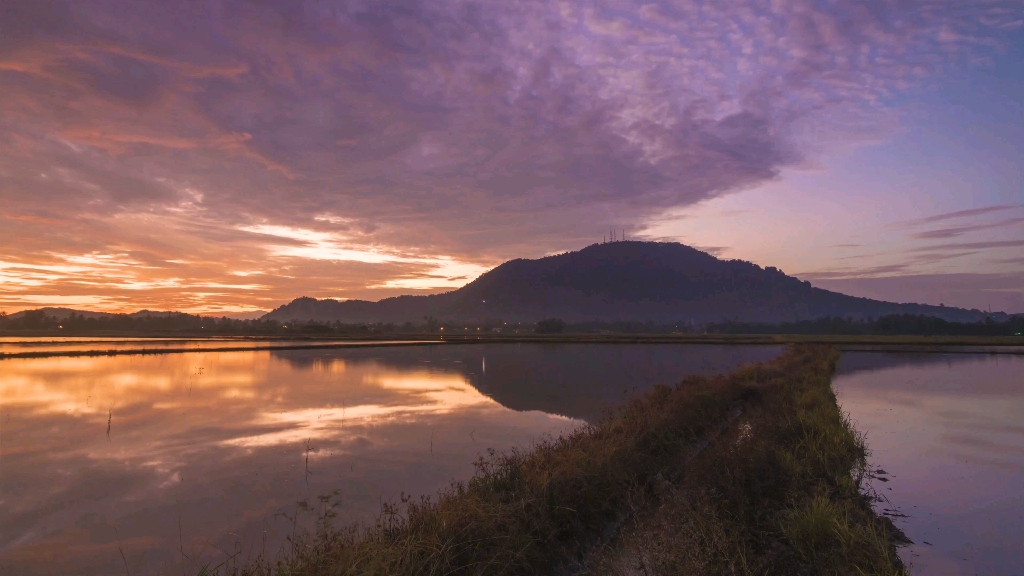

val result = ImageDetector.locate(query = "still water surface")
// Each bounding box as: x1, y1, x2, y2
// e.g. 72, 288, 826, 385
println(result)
834, 353, 1024, 576
0, 342, 780, 575
0, 337, 426, 356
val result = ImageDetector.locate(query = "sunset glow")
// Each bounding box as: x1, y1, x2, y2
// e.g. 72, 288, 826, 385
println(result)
2, 1, 1022, 313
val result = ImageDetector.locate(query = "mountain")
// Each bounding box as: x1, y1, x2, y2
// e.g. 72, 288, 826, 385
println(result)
264, 242, 1003, 324
216, 310, 269, 320
5, 308, 264, 320
6, 307, 116, 320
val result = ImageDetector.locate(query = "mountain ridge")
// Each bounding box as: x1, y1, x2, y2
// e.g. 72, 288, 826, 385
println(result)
4, 307, 267, 321
264, 242, 1003, 324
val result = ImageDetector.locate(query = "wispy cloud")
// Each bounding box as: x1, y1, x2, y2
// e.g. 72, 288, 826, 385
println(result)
992, 256, 1024, 266
911, 239, 1024, 252
908, 213, 1024, 240
910, 204, 1022, 226
692, 245, 730, 257
239, 224, 490, 290
799, 264, 912, 281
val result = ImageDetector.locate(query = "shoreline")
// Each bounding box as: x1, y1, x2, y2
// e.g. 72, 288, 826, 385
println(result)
2, 333, 1022, 360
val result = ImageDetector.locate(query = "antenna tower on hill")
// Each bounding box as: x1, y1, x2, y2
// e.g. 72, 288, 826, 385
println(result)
603, 229, 630, 243
604, 229, 629, 243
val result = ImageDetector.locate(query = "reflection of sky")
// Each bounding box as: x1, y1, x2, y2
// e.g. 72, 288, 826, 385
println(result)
833, 354, 1024, 576
0, 349, 576, 576
0, 341, 781, 575
0, 337, 423, 355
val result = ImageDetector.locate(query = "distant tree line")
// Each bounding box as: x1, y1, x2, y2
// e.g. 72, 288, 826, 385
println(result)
1, 310, 1021, 337
534, 318, 566, 334
703, 314, 1024, 337
0, 310, 429, 336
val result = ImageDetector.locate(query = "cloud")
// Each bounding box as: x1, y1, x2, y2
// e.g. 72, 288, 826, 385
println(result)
692, 245, 730, 257
810, 272, 1024, 313
992, 256, 1024, 266
911, 239, 1024, 252
799, 263, 912, 281
912, 216, 1024, 239
904, 204, 1023, 226
1, 0, 1022, 311
238, 224, 490, 288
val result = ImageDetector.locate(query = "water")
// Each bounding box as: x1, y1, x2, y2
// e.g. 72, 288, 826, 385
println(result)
0, 341, 780, 575
0, 336, 423, 356
834, 353, 1024, 575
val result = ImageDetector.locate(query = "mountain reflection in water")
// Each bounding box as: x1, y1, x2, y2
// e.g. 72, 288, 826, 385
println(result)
0, 343, 780, 576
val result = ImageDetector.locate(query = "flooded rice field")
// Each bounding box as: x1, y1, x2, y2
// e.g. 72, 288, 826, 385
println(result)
835, 352, 1024, 575
0, 341, 779, 575
3, 340, 1020, 575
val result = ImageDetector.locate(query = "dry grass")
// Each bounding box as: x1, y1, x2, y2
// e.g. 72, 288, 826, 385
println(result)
588, 346, 907, 576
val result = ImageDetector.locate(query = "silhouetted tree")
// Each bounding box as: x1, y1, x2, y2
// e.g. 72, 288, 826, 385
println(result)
424, 316, 440, 333
534, 318, 565, 334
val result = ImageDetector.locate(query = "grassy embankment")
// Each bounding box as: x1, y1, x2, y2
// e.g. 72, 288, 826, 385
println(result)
223, 345, 905, 576
584, 346, 909, 575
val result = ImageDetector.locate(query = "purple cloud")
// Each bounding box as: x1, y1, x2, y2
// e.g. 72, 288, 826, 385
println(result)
910, 204, 1022, 225
1, 0, 1022, 311
912, 216, 1024, 239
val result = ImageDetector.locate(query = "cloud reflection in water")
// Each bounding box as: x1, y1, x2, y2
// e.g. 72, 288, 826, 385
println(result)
0, 348, 574, 575
0, 342, 780, 575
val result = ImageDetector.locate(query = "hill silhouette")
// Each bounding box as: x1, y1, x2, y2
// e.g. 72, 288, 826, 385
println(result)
265, 242, 999, 324
5, 307, 187, 320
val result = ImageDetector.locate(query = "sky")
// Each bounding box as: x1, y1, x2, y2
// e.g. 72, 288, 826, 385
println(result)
1, 0, 1022, 315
